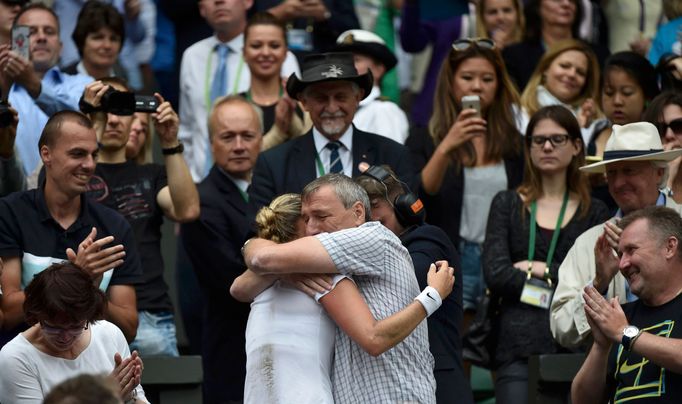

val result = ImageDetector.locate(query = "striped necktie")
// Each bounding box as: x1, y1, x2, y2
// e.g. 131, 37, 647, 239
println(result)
326, 141, 343, 174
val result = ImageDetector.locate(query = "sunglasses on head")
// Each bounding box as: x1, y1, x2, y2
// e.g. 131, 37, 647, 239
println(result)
658, 118, 682, 136
451, 38, 496, 52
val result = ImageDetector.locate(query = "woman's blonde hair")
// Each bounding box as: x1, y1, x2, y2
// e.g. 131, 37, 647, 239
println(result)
475, 0, 525, 45
520, 39, 600, 117
255, 193, 302, 243
429, 41, 522, 168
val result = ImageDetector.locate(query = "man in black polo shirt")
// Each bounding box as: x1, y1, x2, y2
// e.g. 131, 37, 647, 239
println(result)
82, 78, 199, 356
0, 110, 142, 344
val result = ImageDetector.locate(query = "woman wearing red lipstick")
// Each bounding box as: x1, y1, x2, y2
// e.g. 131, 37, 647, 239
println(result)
241, 12, 309, 150
520, 39, 601, 129
483, 105, 608, 404
0, 262, 148, 403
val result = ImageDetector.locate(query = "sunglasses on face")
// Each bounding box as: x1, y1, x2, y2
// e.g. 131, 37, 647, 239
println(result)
658, 118, 682, 136
528, 134, 571, 148
40, 321, 89, 337
451, 38, 496, 52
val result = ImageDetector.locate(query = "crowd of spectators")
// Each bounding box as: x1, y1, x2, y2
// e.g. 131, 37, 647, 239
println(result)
0, 0, 682, 403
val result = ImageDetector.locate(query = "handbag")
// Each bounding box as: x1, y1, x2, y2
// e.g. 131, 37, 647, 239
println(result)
462, 289, 500, 369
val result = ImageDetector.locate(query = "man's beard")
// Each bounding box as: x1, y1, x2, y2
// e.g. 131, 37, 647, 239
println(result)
319, 111, 347, 136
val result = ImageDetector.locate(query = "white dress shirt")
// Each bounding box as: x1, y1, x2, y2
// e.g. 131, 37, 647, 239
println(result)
178, 33, 300, 182
353, 86, 409, 144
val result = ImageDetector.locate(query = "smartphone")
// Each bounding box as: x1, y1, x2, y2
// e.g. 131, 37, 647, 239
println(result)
11, 25, 30, 60
134, 95, 160, 113
461, 95, 481, 117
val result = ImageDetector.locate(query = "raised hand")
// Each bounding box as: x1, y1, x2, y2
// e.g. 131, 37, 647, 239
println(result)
151, 93, 180, 149
66, 227, 126, 282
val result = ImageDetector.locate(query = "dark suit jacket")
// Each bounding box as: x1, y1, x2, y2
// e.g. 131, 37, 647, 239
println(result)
181, 166, 257, 403
249, 126, 415, 208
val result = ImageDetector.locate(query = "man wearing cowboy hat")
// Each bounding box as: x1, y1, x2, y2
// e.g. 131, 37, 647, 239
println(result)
249, 51, 414, 208
550, 122, 682, 349
335, 29, 409, 144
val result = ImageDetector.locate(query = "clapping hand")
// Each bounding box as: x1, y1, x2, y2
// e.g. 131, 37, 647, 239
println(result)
66, 227, 126, 283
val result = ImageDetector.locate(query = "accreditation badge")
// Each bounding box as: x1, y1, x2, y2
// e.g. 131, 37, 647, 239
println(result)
287, 29, 314, 52
520, 278, 553, 309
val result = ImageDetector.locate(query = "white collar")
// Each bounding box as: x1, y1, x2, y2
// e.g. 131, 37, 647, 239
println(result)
219, 166, 250, 193
359, 86, 381, 107
211, 32, 244, 52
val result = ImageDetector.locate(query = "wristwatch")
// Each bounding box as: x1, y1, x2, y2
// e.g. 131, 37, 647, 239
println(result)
622, 325, 640, 351
162, 142, 184, 155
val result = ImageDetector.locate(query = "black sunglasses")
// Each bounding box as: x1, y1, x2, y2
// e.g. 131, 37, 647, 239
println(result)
528, 134, 571, 148
451, 38, 496, 52
658, 118, 682, 136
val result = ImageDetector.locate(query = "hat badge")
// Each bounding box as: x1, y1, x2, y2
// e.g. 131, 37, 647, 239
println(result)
321, 65, 344, 78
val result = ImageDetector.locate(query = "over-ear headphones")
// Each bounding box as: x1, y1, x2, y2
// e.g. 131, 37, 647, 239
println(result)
360, 166, 425, 228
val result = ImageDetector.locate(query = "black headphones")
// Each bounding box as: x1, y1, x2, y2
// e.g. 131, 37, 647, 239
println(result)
360, 166, 425, 228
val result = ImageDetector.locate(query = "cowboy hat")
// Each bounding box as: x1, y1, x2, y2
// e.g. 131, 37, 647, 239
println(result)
286, 52, 373, 101
335, 30, 397, 71
580, 122, 682, 173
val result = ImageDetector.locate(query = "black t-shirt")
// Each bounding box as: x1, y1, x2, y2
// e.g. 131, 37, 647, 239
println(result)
86, 161, 172, 312
606, 294, 682, 402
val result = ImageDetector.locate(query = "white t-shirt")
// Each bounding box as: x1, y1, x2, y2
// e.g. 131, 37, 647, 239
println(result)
243, 275, 346, 404
0, 320, 147, 403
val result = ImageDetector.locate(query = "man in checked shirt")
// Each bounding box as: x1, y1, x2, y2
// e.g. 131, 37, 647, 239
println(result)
242, 173, 453, 403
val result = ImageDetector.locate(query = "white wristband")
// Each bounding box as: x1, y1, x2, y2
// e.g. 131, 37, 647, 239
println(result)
414, 286, 442, 317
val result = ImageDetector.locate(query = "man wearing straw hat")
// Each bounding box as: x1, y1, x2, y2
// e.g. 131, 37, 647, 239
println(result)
550, 122, 682, 349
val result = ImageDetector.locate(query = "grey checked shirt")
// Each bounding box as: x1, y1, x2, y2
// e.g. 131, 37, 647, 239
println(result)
317, 221, 436, 404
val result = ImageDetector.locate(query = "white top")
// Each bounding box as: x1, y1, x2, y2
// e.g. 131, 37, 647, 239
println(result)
178, 33, 300, 182
0, 321, 147, 403
353, 86, 409, 144
243, 275, 346, 404
460, 163, 507, 243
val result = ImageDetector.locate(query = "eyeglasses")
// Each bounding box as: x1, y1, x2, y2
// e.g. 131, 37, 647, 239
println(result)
658, 118, 682, 136
451, 38, 496, 52
528, 134, 571, 148
40, 321, 89, 337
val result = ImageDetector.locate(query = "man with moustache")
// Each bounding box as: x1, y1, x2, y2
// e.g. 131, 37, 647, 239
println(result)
249, 51, 413, 208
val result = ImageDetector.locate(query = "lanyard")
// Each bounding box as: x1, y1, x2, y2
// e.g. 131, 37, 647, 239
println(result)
527, 191, 569, 286
315, 153, 326, 176
203, 47, 245, 111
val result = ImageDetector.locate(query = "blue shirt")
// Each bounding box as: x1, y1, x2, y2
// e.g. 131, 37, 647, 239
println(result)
649, 16, 682, 65
9, 67, 92, 175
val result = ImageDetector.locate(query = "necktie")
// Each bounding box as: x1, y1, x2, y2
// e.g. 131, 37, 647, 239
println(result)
326, 141, 343, 174
206, 44, 230, 177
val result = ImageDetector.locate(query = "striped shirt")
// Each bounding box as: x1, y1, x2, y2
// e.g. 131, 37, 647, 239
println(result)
317, 221, 436, 404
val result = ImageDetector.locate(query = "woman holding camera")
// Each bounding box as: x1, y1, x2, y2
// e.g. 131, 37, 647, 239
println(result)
482, 106, 608, 403
406, 38, 524, 325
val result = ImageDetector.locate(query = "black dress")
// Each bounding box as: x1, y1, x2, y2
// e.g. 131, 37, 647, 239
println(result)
482, 190, 610, 367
